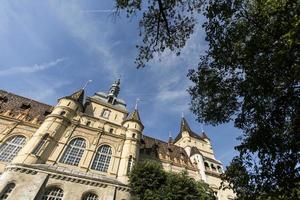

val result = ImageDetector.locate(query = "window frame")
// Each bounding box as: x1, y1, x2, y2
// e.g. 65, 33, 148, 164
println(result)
100, 109, 111, 119
91, 145, 112, 172
0, 182, 15, 200
59, 138, 86, 166
0, 135, 26, 162
82, 192, 99, 200
41, 186, 63, 200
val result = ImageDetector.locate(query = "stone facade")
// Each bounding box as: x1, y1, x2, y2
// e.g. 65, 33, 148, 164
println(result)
0, 80, 234, 200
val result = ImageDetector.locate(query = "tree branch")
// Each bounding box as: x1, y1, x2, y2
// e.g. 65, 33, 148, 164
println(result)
157, 0, 171, 38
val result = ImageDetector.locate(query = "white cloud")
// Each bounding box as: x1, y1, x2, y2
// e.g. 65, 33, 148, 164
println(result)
81, 9, 116, 13
28, 80, 71, 103
156, 90, 186, 101
0, 57, 67, 76
49, 1, 122, 78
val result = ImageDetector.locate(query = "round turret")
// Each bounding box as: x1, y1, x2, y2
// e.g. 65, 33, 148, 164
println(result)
49, 89, 84, 120
122, 109, 144, 139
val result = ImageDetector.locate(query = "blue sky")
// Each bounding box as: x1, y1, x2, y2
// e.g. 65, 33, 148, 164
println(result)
0, 1, 241, 166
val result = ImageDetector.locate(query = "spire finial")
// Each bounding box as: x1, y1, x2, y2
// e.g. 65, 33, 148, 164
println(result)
135, 98, 140, 110
108, 78, 121, 98
82, 80, 92, 90
181, 112, 184, 118
201, 124, 204, 133
168, 131, 173, 144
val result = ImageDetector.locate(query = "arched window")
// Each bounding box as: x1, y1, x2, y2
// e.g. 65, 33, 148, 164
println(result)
0, 135, 26, 162
60, 138, 86, 166
82, 192, 99, 200
211, 164, 217, 171
60, 111, 66, 116
0, 183, 15, 199
217, 166, 223, 173
204, 162, 210, 171
127, 155, 133, 175
42, 187, 63, 200
91, 145, 112, 172
86, 121, 91, 126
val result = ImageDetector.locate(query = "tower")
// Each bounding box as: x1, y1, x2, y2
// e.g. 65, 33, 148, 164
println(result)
173, 117, 212, 182
11, 89, 84, 164
107, 78, 120, 104
118, 108, 144, 183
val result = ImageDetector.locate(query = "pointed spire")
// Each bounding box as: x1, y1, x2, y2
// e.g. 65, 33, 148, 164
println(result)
108, 78, 121, 98
123, 107, 144, 130
135, 98, 140, 110
174, 117, 204, 143
65, 89, 85, 105
201, 124, 204, 133
180, 117, 192, 133
168, 131, 173, 144
82, 80, 92, 90
126, 109, 141, 122
201, 132, 210, 140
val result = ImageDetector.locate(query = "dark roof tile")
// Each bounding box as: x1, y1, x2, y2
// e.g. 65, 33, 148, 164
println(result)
140, 135, 197, 171
0, 90, 53, 123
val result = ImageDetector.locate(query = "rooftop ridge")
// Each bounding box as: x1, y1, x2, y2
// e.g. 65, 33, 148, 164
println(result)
0, 89, 53, 108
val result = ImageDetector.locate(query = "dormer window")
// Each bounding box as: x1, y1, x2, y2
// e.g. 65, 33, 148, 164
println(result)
20, 103, 31, 110
217, 166, 223, 173
108, 96, 114, 104
43, 110, 51, 116
101, 109, 111, 119
109, 128, 114, 134
0, 96, 8, 103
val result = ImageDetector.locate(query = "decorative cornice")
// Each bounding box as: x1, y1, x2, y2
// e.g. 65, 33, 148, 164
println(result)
5, 164, 131, 192
0, 115, 40, 128
87, 97, 128, 114
205, 170, 221, 178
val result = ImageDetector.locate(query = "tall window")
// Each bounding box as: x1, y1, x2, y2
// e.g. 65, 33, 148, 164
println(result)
101, 109, 110, 119
91, 145, 112, 172
0, 135, 26, 162
127, 155, 133, 175
32, 134, 48, 155
60, 138, 86, 166
42, 187, 63, 200
211, 164, 217, 172
82, 193, 99, 200
204, 162, 210, 171
0, 183, 15, 200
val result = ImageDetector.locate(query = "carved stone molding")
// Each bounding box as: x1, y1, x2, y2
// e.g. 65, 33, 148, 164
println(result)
5, 164, 130, 192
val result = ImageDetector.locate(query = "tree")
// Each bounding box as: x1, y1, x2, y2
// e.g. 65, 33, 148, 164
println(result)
116, 0, 300, 199
188, 1, 300, 199
129, 161, 216, 200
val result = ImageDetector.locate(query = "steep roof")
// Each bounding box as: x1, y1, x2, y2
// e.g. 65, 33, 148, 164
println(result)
190, 146, 201, 156
127, 109, 141, 121
64, 89, 85, 105
0, 90, 53, 123
174, 117, 208, 142
140, 135, 198, 171
123, 109, 144, 128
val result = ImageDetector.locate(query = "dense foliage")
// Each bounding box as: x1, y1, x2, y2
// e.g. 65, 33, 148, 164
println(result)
116, 0, 300, 199
129, 161, 216, 200
188, 1, 300, 199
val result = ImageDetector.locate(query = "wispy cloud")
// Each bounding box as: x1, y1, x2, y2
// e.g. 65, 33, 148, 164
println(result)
50, 1, 122, 77
81, 9, 116, 13
0, 57, 67, 76
156, 90, 186, 101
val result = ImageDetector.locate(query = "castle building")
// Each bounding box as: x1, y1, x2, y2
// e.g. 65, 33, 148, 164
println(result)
0, 80, 234, 200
